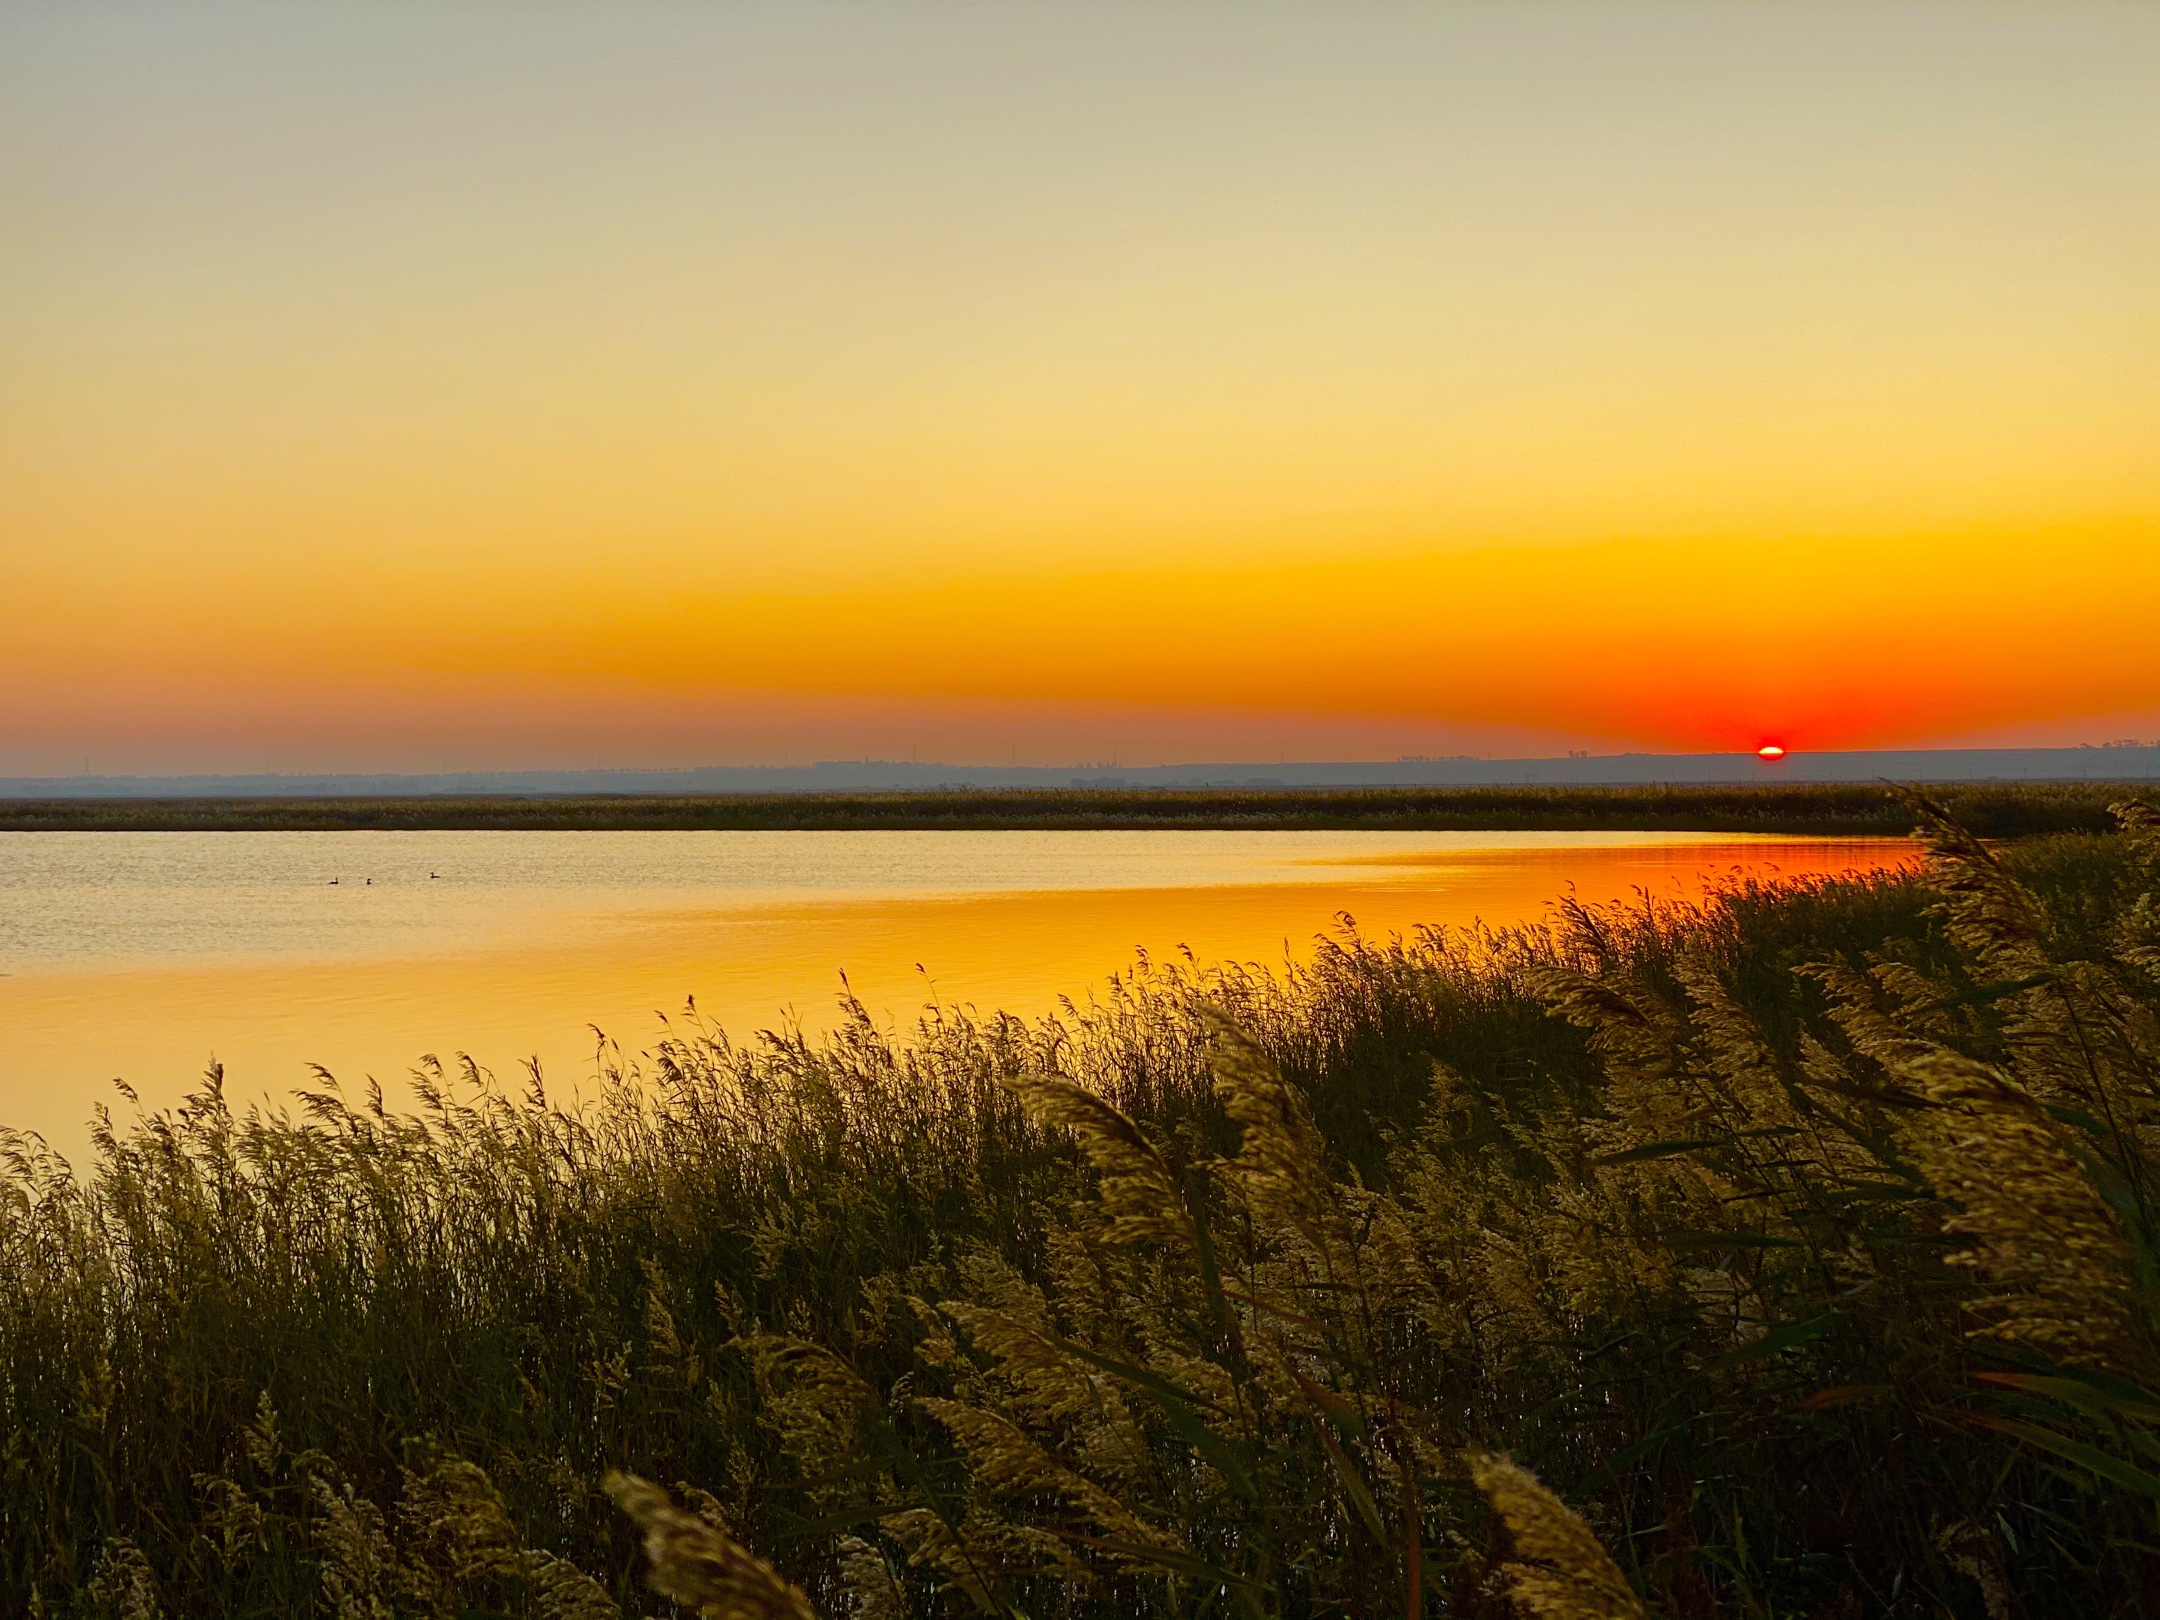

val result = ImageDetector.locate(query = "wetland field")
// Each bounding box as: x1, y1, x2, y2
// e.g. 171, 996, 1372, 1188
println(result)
3, 787, 2158, 1617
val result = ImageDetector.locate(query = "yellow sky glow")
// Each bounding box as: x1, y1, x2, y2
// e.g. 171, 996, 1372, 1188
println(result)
4, 4, 2156, 771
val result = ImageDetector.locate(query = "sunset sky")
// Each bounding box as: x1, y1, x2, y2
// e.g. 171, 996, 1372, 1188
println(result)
4, 3, 2156, 773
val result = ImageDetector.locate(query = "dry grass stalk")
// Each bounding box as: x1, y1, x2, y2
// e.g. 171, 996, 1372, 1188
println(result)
85, 1537, 160, 1620
1894, 1051, 2139, 1368
193, 1474, 265, 1566
395, 1458, 622, 1618
1000, 1072, 1193, 1249
308, 1470, 398, 1620
732, 1332, 873, 1484
643, 1261, 705, 1389
1201, 1005, 1341, 1242
1677, 952, 1886, 1199
2121, 800, 2160, 975
1802, 959, 1946, 1075
1906, 798, 2138, 1110
1672, 953, 1796, 1124
242, 1391, 282, 1475
833, 1534, 906, 1620
399, 1458, 523, 1587
918, 1397, 1182, 1560
524, 1555, 626, 1620
604, 1472, 816, 1620
941, 1299, 1139, 1446
874, 1508, 999, 1614
1467, 1450, 1646, 1620
1910, 799, 2055, 986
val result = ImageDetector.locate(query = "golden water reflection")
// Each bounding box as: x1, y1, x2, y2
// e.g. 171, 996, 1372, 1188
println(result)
1, 830, 1914, 1160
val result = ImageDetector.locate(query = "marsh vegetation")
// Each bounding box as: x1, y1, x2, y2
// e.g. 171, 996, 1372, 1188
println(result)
4, 793, 2158, 1616
2, 780, 2140, 837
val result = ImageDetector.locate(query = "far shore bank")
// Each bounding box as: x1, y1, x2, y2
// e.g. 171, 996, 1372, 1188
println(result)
0, 780, 2141, 838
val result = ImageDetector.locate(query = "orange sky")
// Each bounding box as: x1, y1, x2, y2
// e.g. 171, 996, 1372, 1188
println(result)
4, 4, 2156, 772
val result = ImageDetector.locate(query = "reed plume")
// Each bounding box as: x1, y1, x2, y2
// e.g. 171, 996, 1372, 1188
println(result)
1202, 1005, 1340, 1240
871, 1508, 998, 1614
605, 1473, 816, 1620
998, 1072, 1193, 1250
1467, 1451, 1646, 1620
832, 1535, 905, 1620
85, 1538, 161, 1620
1895, 1051, 2139, 1368
917, 1398, 1182, 1560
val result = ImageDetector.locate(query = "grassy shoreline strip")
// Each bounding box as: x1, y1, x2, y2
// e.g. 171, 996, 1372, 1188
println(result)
0, 780, 2131, 837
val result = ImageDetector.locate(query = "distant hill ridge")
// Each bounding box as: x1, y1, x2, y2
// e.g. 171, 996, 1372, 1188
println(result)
5, 745, 2156, 797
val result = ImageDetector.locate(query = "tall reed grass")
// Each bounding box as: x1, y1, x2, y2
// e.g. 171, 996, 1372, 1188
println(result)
4, 796, 2155, 1616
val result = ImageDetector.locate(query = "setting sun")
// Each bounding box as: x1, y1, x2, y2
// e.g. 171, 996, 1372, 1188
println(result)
4, 8, 2158, 1612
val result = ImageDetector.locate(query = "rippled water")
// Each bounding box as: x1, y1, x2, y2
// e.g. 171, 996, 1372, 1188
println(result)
1, 828, 1913, 1159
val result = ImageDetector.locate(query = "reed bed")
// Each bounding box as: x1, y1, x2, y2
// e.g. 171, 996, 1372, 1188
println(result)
4, 796, 2157, 1617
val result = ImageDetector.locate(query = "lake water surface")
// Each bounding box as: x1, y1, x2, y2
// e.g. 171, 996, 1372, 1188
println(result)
1, 828, 1914, 1159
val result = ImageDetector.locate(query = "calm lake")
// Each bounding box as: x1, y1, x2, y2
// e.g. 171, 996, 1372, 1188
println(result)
1, 828, 1914, 1160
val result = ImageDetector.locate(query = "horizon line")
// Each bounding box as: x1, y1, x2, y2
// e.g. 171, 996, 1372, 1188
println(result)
6, 740, 2160, 797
